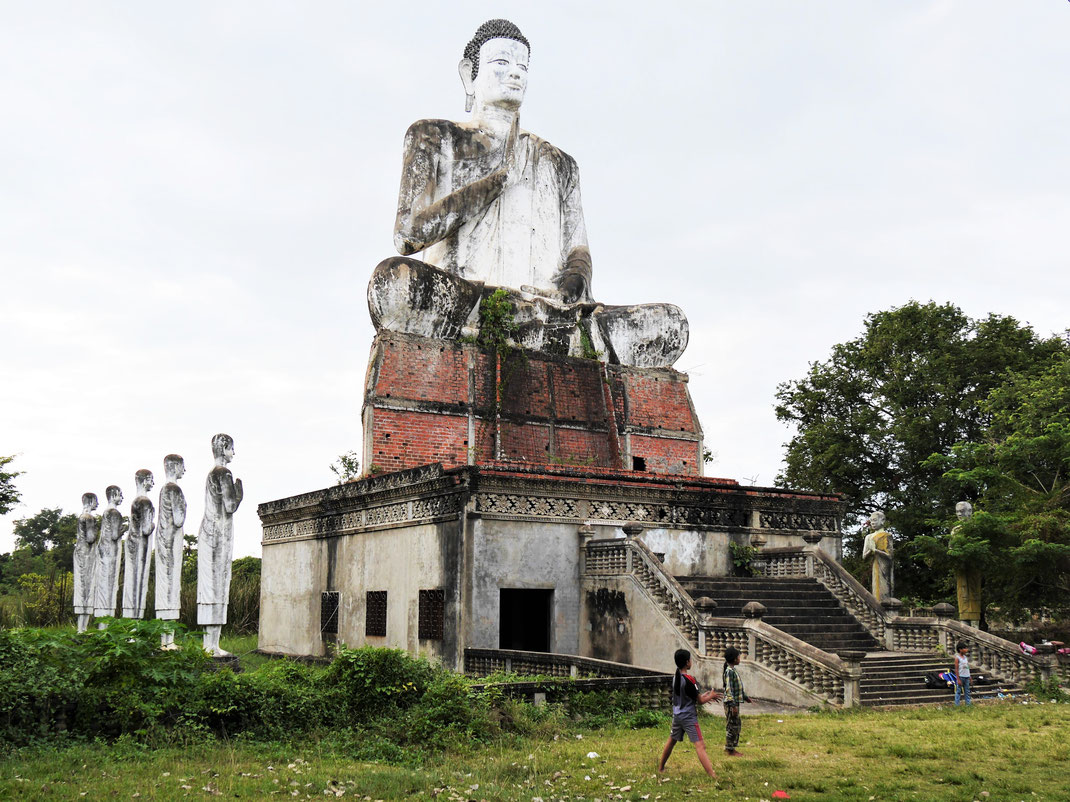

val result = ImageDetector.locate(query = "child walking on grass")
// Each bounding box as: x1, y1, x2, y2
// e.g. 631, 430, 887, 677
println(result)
657, 648, 722, 778
722, 646, 751, 755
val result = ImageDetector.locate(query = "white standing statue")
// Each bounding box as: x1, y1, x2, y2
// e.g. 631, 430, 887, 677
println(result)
122, 469, 155, 618
368, 18, 688, 367
197, 433, 243, 656
861, 510, 894, 602
156, 454, 187, 647
94, 485, 125, 624
73, 492, 99, 633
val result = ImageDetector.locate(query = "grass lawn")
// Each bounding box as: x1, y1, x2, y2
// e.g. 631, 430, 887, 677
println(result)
2, 701, 1068, 801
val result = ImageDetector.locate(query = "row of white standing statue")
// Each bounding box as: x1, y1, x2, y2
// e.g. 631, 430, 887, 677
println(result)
71, 433, 243, 656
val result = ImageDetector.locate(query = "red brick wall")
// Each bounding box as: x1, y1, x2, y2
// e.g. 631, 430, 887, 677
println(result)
367, 409, 471, 473
619, 371, 696, 433
364, 333, 702, 476
629, 434, 699, 476
375, 339, 470, 406
554, 427, 614, 466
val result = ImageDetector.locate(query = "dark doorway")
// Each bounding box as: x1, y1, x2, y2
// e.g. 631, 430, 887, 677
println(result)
499, 588, 553, 652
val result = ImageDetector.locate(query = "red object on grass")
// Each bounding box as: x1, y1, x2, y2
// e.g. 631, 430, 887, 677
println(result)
772, 792, 791, 799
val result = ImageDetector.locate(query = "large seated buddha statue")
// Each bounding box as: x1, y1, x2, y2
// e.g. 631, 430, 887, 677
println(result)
368, 19, 688, 368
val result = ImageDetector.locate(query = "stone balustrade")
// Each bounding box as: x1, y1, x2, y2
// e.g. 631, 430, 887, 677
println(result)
585, 537, 700, 645
464, 647, 666, 678
694, 615, 856, 705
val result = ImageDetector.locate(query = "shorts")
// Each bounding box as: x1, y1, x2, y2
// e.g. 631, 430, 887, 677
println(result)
670, 715, 703, 743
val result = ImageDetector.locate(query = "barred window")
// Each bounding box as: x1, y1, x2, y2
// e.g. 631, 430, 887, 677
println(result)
365, 590, 387, 637
418, 589, 445, 640
321, 591, 340, 635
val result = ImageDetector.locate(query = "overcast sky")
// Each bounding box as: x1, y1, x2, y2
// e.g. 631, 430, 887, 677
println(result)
2, 1, 1068, 557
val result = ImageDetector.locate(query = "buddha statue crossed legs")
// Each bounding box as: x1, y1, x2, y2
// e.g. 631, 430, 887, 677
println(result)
369, 19, 688, 368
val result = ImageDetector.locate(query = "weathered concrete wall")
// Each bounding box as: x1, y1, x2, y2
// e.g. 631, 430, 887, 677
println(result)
259, 537, 327, 658
328, 520, 463, 667
580, 574, 697, 682
464, 516, 581, 654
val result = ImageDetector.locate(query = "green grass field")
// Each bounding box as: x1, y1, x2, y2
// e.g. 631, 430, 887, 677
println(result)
2, 701, 1068, 801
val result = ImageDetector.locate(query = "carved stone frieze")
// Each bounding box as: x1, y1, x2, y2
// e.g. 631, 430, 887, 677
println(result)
261, 463, 842, 545
758, 510, 839, 533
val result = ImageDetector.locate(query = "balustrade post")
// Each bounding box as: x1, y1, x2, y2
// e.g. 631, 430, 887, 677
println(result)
932, 603, 954, 653
804, 550, 815, 577
695, 597, 717, 658
578, 523, 594, 575
839, 650, 865, 708
1034, 643, 1057, 682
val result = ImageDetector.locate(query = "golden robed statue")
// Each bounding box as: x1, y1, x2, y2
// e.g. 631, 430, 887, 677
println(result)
861, 510, 893, 602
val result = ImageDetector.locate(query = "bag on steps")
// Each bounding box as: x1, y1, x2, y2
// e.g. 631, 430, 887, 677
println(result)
924, 670, 955, 689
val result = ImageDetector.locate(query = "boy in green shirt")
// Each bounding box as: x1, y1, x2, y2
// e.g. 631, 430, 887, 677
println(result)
722, 646, 751, 755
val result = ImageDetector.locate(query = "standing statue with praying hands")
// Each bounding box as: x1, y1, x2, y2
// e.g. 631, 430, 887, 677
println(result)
156, 454, 187, 647
862, 510, 894, 602
73, 492, 99, 632
197, 433, 243, 656
368, 19, 688, 368
94, 485, 125, 623
952, 501, 982, 628
122, 469, 155, 619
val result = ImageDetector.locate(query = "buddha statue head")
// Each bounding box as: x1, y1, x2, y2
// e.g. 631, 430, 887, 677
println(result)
134, 469, 154, 495
164, 453, 185, 482
955, 500, 973, 520
458, 19, 530, 113
211, 433, 235, 464
81, 492, 98, 513
868, 510, 887, 530
105, 485, 123, 507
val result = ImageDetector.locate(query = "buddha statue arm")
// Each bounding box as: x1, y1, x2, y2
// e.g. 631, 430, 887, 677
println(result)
219, 470, 243, 515
172, 488, 186, 529
551, 161, 592, 303
393, 121, 507, 256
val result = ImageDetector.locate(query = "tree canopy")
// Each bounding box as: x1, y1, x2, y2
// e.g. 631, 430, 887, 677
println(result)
0, 455, 21, 516
774, 300, 1067, 599
918, 352, 1070, 618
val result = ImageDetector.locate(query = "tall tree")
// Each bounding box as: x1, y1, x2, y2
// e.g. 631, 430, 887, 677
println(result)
774, 301, 1066, 598
919, 352, 1070, 618
0, 455, 21, 515
13, 507, 79, 570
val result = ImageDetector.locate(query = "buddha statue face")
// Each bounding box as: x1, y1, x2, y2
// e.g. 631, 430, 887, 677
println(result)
164, 454, 185, 481
471, 37, 529, 111
955, 501, 973, 520
135, 469, 154, 494
868, 510, 886, 530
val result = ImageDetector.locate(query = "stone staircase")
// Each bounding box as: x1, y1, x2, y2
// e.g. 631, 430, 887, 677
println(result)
860, 653, 1022, 706
678, 576, 882, 654
676, 575, 1023, 706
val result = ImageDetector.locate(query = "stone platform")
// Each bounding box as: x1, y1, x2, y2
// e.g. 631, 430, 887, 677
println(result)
362, 331, 703, 476
257, 462, 842, 669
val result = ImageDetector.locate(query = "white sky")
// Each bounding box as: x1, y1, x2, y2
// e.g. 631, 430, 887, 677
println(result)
2, 1, 1068, 557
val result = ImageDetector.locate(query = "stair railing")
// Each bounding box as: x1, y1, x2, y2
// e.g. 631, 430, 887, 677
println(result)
585, 538, 859, 705
695, 614, 859, 706
756, 546, 1055, 685
584, 538, 699, 644
924, 618, 1053, 686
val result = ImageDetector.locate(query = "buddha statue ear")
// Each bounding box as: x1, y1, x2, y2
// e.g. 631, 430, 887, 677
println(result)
458, 58, 475, 112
